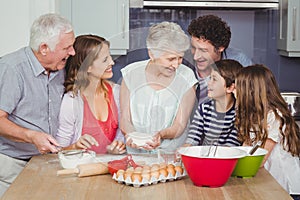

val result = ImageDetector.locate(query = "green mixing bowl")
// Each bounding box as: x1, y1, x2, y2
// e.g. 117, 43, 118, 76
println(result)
231, 146, 268, 178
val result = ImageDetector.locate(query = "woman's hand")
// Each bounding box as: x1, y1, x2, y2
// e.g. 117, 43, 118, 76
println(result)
125, 134, 139, 149
143, 132, 161, 150
74, 134, 99, 150
107, 140, 126, 154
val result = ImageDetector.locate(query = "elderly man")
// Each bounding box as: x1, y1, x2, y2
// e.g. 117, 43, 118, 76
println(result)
0, 13, 75, 196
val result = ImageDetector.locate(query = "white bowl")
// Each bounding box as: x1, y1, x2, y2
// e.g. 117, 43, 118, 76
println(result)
58, 150, 96, 169
127, 132, 153, 147
232, 146, 268, 156
178, 146, 247, 159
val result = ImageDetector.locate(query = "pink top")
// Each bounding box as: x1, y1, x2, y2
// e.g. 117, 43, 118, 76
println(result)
82, 83, 118, 154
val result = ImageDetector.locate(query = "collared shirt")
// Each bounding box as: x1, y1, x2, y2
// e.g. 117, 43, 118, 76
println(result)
0, 47, 65, 159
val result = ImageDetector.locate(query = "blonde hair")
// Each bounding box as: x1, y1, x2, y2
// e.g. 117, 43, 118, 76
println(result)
235, 64, 300, 157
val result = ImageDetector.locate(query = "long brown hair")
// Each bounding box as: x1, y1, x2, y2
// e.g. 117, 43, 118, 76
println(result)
235, 64, 300, 157
64, 34, 110, 98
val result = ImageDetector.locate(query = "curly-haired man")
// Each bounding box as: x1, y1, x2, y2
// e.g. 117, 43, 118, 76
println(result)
187, 15, 252, 104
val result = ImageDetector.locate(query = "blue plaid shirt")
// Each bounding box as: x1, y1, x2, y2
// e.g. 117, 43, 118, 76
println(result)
0, 47, 65, 159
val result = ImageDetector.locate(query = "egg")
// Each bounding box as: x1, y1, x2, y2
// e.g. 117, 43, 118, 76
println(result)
141, 171, 151, 181
126, 167, 134, 173
167, 163, 175, 169
116, 169, 125, 179
124, 171, 133, 181
150, 170, 160, 179
142, 165, 151, 171
134, 166, 143, 173
151, 164, 160, 171
142, 168, 151, 174
174, 166, 183, 175
166, 166, 176, 177
159, 162, 167, 169
151, 164, 160, 172
131, 172, 142, 182
159, 168, 168, 178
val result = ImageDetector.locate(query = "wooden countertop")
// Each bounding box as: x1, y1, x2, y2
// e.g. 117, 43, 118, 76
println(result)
1, 154, 292, 200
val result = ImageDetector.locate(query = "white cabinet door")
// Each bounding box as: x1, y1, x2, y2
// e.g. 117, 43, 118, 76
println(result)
278, 0, 300, 57
0, 0, 56, 56
58, 0, 129, 55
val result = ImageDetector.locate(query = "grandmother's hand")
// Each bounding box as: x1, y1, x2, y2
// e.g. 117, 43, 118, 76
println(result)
125, 134, 139, 149
144, 132, 161, 150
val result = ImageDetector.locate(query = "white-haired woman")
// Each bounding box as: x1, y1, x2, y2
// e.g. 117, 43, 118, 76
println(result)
120, 21, 198, 154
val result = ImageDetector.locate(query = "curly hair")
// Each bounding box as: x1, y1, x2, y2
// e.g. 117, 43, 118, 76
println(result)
188, 15, 231, 50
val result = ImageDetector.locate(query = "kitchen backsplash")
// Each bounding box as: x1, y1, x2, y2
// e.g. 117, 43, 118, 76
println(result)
111, 8, 300, 92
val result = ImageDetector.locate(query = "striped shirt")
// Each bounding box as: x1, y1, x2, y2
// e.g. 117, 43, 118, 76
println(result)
186, 99, 241, 146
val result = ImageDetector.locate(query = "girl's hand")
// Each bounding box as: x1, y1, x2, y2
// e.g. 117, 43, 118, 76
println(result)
107, 140, 126, 154
75, 134, 99, 149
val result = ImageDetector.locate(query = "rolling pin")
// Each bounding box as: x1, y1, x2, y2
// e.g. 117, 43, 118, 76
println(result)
57, 162, 109, 177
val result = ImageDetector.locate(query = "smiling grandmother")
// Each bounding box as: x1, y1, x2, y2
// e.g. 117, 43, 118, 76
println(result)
120, 21, 198, 154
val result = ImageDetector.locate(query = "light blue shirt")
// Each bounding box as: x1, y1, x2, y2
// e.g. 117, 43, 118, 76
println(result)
0, 47, 65, 159
222, 47, 253, 67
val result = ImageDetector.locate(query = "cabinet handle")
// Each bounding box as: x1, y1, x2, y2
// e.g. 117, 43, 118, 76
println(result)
122, 2, 125, 39
292, 7, 297, 41
279, 0, 283, 39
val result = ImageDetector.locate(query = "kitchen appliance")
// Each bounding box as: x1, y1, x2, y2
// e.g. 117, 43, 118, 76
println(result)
281, 92, 300, 120
143, 0, 279, 9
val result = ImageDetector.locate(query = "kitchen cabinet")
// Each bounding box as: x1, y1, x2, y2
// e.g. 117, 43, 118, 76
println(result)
278, 0, 300, 57
58, 0, 129, 55
0, 0, 55, 56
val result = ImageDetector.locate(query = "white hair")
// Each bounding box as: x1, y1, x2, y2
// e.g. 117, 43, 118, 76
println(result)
146, 21, 190, 58
29, 13, 73, 51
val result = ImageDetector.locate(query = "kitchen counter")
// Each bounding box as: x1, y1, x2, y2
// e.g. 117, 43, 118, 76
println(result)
1, 154, 292, 200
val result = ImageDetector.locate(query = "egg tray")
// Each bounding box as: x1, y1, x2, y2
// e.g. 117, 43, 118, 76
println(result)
112, 164, 187, 187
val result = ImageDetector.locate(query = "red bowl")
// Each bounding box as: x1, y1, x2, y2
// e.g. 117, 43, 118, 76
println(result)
107, 160, 128, 175
178, 146, 246, 187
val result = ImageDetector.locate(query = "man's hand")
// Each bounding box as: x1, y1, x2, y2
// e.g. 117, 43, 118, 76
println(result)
27, 130, 60, 154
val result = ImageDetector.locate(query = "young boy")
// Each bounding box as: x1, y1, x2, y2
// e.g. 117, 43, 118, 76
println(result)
185, 59, 243, 147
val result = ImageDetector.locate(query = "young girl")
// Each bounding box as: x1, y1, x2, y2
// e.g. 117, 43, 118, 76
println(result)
235, 64, 300, 197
